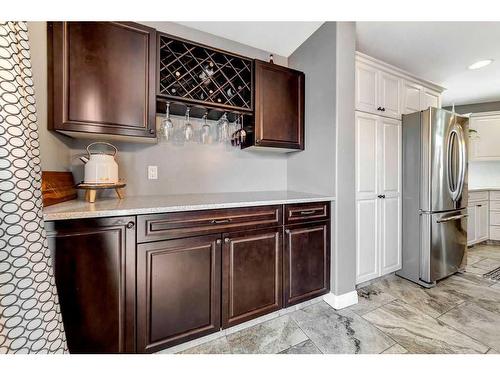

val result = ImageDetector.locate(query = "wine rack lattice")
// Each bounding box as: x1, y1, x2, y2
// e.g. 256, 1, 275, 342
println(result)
158, 34, 253, 112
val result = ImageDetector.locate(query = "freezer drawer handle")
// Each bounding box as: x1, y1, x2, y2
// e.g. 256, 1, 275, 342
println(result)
436, 214, 468, 223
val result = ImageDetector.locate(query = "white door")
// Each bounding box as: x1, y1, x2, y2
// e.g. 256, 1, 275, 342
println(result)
477, 202, 489, 242
421, 88, 441, 110
378, 72, 401, 119
402, 81, 422, 115
469, 115, 500, 161
355, 112, 380, 283
355, 63, 378, 115
379, 118, 402, 274
356, 199, 379, 283
467, 206, 476, 246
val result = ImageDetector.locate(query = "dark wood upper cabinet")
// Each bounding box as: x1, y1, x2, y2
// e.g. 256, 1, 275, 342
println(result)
136, 235, 221, 353
244, 60, 305, 151
45, 216, 136, 353
222, 228, 282, 328
47, 22, 156, 139
284, 222, 330, 307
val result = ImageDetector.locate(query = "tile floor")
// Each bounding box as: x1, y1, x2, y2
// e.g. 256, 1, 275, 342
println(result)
179, 244, 500, 354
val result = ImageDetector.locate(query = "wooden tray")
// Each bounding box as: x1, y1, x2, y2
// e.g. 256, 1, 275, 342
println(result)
76, 182, 126, 203
42, 171, 77, 207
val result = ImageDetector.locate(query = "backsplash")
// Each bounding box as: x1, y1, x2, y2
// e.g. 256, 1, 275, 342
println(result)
69, 115, 288, 196
469, 161, 500, 187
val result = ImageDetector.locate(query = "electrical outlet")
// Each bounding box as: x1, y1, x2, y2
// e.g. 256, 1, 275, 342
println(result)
148, 165, 158, 180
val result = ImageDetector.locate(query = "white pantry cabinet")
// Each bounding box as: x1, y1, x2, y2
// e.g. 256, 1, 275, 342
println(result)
469, 112, 500, 161
356, 52, 444, 120
355, 111, 402, 284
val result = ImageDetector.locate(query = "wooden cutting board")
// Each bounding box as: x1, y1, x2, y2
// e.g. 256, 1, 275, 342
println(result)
42, 171, 77, 207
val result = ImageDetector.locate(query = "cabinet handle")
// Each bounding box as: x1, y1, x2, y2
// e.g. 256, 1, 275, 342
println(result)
300, 210, 316, 215
149, 128, 155, 134
377, 194, 386, 199
381, 107, 386, 112
126, 221, 135, 229
477, 204, 482, 207
285, 229, 291, 234
216, 239, 222, 245
224, 238, 230, 243
210, 218, 232, 224
377, 106, 382, 111
256, 139, 261, 144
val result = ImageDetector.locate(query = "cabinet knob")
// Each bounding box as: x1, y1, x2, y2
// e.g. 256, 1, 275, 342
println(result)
126, 221, 135, 229
224, 238, 230, 243
381, 107, 386, 112
149, 128, 155, 134
255, 139, 261, 144
377, 107, 382, 111
216, 239, 222, 245
285, 229, 291, 234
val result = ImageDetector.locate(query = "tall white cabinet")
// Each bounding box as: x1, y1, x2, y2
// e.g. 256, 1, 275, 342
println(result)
355, 52, 444, 284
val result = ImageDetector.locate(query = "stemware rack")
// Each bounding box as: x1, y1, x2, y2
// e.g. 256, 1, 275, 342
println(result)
157, 33, 253, 115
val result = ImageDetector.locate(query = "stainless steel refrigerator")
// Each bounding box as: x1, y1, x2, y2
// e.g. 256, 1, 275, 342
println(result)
397, 108, 469, 287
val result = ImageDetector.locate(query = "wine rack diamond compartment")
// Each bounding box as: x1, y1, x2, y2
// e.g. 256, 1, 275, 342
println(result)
158, 33, 253, 112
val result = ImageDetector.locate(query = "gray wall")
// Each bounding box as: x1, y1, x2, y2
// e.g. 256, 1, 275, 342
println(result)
287, 22, 337, 196
443, 101, 500, 114
333, 22, 356, 296
287, 22, 357, 297
29, 21, 289, 195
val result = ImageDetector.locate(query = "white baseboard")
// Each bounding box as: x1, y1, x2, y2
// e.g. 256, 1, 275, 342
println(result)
322, 290, 358, 310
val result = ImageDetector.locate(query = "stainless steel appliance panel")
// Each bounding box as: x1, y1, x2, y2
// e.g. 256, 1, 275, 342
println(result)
419, 209, 467, 283
421, 108, 469, 212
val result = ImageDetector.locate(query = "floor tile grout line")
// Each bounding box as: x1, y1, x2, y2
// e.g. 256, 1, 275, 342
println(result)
288, 307, 325, 354
435, 300, 467, 319
348, 306, 397, 353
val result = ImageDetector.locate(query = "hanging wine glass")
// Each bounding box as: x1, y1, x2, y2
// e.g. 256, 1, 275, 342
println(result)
217, 113, 230, 143
200, 112, 211, 144
183, 107, 194, 142
159, 102, 174, 142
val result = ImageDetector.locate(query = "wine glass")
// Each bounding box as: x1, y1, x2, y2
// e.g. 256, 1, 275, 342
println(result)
183, 107, 194, 142
200, 112, 211, 144
217, 113, 230, 143
159, 102, 173, 142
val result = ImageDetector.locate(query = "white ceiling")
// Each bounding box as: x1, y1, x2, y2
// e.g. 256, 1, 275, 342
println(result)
356, 22, 500, 106
176, 22, 324, 57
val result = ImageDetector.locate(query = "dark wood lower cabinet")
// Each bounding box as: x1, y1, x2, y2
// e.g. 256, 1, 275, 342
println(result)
46, 217, 136, 353
222, 229, 282, 328
136, 235, 221, 353
284, 222, 330, 307
48, 202, 330, 353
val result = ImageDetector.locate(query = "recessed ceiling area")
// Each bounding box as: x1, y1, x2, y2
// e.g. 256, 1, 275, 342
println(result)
356, 22, 500, 106
176, 22, 324, 57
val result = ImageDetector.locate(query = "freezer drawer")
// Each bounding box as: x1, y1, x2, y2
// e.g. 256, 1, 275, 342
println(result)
420, 210, 467, 283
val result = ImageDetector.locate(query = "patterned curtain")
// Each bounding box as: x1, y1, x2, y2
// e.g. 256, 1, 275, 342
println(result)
0, 22, 67, 353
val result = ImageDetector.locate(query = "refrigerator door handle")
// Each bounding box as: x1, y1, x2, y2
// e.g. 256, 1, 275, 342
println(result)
446, 122, 467, 202
436, 213, 468, 223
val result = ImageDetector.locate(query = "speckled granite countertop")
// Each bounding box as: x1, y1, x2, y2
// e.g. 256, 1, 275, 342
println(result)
469, 187, 500, 192
43, 191, 336, 221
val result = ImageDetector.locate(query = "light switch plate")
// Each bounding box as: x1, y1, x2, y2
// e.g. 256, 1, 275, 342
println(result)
148, 165, 158, 180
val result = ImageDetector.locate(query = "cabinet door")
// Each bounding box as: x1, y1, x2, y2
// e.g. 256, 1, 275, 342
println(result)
355, 62, 378, 114
254, 60, 304, 150
401, 80, 422, 115
467, 206, 476, 246
356, 199, 379, 283
355, 112, 379, 200
476, 202, 489, 242
136, 235, 221, 353
380, 118, 402, 274
48, 22, 156, 138
378, 71, 401, 119
422, 88, 441, 110
222, 229, 282, 328
46, 216, 136, 353
469, 115, 500, 161
283, 222, 330, 307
